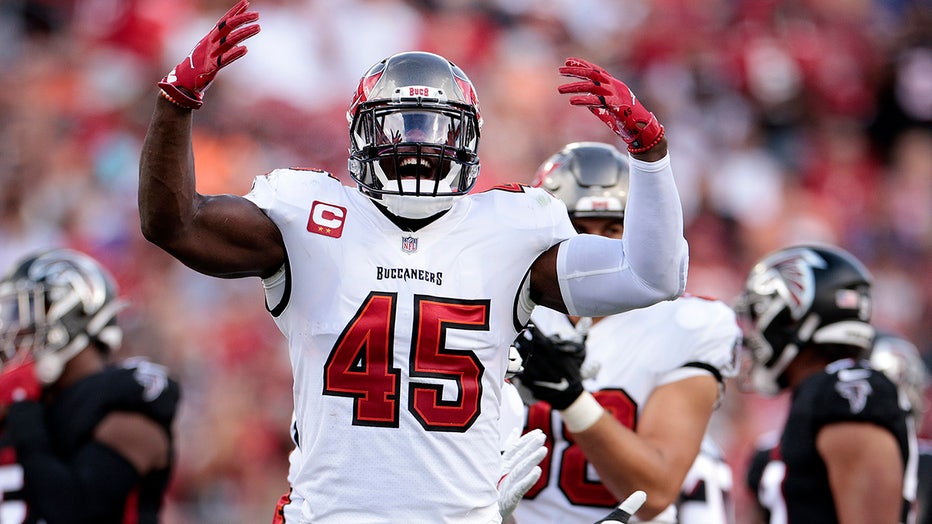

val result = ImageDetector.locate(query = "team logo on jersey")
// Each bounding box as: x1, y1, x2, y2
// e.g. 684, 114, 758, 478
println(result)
307, 201, 346, 238
401, 235, 418, 253
835, 378, 872, 413
124, 357, 170, 401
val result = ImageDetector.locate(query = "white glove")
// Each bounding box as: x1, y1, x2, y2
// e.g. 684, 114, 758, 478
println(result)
594, 490, 647, 524
498, 428, 547, 521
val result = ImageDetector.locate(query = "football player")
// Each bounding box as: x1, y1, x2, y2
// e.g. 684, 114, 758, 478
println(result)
676, 435, 736, 524
869, 333, 930, 524
509, 142, 740, 523
736, 244, 916, 523
139, 1, 688, 521
0, 248, 180, 523
275, 384, 547, 523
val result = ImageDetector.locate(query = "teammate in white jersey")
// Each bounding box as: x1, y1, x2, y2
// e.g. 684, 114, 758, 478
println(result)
138, 3, 688, 522
676, 435, 735, 524
509, 142, 739, 523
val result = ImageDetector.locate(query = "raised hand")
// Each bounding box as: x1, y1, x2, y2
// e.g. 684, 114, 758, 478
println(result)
558, 57, 664, 154
158, 0, 261, 109
512, 324, 586, 410
498, 428, 547, 521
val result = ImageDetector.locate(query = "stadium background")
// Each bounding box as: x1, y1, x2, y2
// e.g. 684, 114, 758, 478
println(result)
1, 0, 930, 522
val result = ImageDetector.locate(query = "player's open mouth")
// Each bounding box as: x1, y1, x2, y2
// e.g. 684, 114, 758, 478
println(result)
400, 157, 432, 168
395, 156, 437, 179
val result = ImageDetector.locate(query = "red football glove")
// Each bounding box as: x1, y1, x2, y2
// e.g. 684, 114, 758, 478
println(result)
0, 359, 41, 406
158, 0, 261, 109
558, 57, 664, 154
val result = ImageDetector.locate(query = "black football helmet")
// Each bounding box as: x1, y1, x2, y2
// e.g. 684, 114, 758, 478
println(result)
735, 244, 874, 395
870, 332, 928, 419
533, 142, 629, 220
347, 51, 482, 218
0, 249, 125, 384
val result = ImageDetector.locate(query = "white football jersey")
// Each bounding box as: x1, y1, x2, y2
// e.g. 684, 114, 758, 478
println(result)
512, 295, 740, 524
677, 435, 735, 524
245, 170, 575, 523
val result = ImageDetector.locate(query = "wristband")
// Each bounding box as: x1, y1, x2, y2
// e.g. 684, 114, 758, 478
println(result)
627, 124, 665, 154
558, 390, 605, 433
159, 89, 193, 110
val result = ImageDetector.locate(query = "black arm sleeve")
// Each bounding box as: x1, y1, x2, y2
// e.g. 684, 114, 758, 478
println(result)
7, 402, 141, 524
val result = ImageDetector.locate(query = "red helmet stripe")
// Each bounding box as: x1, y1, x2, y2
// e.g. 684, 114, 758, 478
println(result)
348, 70, 384, 119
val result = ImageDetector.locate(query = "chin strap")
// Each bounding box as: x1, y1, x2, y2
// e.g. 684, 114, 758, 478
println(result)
379, 193, 456, 219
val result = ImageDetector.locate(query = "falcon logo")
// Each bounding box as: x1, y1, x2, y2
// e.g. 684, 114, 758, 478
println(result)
124, 358, 170, 402
749, 248, 827, 321
835, 378, 872, 414
307, 201, 346, 238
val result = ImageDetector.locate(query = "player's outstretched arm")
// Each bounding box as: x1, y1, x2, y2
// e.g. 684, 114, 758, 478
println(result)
532, 57, 686, 317
139, 0, 284, 279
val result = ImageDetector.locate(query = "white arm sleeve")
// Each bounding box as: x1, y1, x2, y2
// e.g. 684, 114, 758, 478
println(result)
557, 154, 688, 317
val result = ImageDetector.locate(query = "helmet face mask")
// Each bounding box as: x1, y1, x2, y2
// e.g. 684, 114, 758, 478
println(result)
0, 285, 44, 365
350, 103, 479, 194
534, 142, 629, 221
347, 52, 482, 218
735, 244, 875, 395
0, 249, 124, 384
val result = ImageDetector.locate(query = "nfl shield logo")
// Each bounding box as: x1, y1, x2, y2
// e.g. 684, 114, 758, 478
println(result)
401, 235, 418, 253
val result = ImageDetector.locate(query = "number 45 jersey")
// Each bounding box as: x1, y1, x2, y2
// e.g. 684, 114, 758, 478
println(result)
245, 169, 576, 523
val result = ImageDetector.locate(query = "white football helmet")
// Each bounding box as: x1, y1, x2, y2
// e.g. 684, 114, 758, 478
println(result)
347, 51, 482, 219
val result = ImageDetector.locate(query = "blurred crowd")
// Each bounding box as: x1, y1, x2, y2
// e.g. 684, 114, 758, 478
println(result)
1, 0, 930, 522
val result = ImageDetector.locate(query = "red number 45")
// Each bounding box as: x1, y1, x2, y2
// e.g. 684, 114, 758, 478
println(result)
323, 292, 490, 432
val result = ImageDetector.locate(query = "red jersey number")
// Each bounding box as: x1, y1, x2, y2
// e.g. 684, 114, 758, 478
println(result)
524, 389, 637, 507
323, 292, 489, 432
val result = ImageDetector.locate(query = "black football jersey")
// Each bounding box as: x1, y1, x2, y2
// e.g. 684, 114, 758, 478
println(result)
748, 358, 915, 524
918, 439, 932, 524
0, 358, 179, 524
746, 443, 776, 523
